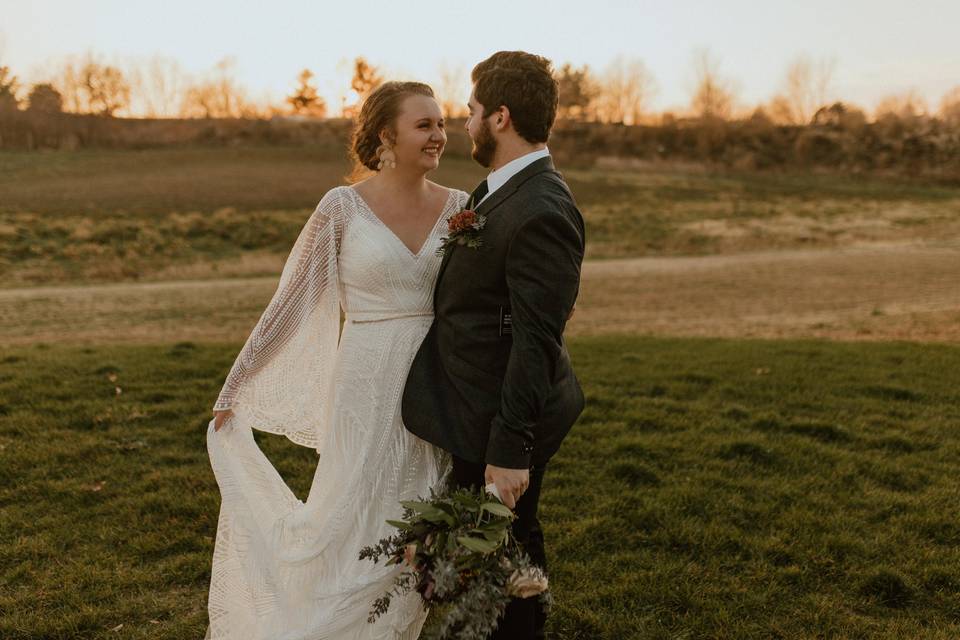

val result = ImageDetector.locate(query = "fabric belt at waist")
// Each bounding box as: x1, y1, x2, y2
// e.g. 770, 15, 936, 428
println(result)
345, 310, 434, 323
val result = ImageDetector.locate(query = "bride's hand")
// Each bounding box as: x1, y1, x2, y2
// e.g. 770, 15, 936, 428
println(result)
213, 409, 234, 431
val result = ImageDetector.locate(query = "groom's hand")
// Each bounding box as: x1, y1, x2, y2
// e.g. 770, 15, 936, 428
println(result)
485, 464, 529, 509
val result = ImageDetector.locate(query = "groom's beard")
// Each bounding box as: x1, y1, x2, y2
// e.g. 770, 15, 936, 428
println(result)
471, 119, 497, 168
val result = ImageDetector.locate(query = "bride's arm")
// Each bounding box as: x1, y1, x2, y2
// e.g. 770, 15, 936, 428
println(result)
211, 188, 343, 419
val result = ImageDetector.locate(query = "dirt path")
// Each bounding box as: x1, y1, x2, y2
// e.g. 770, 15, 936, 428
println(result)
573, 240, 960, 342
2, 241, 959, 345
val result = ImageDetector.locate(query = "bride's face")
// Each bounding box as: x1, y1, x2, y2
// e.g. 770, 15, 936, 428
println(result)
382, 95, 447, 173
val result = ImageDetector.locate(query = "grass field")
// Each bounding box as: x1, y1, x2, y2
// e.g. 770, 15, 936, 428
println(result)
3, 147, 960, 287
2, 336, 960, 639
2, 146, 959, 638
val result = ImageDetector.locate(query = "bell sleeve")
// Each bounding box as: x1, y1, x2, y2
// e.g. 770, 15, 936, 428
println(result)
211, 187, 344, 451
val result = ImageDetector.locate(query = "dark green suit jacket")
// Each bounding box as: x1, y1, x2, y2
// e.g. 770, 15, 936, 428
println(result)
401, 156, 585, 469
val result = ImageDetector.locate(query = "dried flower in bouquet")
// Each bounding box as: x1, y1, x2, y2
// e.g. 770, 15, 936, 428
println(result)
359, 485, 551, 640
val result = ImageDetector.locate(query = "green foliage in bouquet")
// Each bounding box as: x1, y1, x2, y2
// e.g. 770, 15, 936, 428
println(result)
359, 484, 551, 640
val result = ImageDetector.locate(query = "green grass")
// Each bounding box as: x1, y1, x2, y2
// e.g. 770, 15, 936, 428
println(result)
3, 147, 960, 287
2, 336, 959, 638
562, 167, 960, 259
0, 148, 487, 286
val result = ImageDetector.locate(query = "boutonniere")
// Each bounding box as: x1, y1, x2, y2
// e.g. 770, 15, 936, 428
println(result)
436, 209, 487, 257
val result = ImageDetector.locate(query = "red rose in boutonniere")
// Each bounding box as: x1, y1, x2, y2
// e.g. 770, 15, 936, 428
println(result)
436, 209, 487, 257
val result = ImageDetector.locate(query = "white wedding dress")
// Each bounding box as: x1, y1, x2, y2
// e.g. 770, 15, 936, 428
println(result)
205, 184, 469, 640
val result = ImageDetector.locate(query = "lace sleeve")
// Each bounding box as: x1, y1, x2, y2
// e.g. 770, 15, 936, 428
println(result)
211, 187, 344, 448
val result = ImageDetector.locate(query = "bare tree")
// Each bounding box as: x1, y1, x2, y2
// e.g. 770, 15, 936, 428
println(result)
26, 83, 63, 113
556, 63, 599, 121
939, 86, 960, 128
286, 69, 327, 118
48, 54, 130, 115
595, 57, 656, 125
51, 55, 86, 113
689, 49, 735, 120
181, 83, 225, 118
436, 62, 467, 118
0, 64, 19, 112
180, 58, 250, 118
769, 55, 836, 124
874, 90, 927, 122
81, 61, 130, 116
127, 55, 189, 118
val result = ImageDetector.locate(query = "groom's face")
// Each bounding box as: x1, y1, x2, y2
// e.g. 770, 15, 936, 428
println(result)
466, 89, 498, 168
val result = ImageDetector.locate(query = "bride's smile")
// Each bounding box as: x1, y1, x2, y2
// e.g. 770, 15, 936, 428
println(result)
382, 93, 447, 172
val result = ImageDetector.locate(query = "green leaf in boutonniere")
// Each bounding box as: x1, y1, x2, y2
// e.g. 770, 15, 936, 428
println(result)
436, 208, 487, 257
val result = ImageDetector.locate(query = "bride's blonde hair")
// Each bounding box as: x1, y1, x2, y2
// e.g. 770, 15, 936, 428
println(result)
349, 81, 435, 182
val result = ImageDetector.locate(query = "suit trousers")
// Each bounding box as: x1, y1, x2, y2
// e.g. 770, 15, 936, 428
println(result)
450, 454, 548, 640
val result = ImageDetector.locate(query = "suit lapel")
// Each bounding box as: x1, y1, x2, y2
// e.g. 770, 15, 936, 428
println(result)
475, 156, 555, 218
434, 155, 556, 296
434, 231, 457, 298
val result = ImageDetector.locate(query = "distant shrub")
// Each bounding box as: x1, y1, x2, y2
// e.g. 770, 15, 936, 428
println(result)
2, 111, 959, 180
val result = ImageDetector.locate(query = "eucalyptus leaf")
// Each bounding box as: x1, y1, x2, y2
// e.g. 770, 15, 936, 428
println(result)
434, 501, 458, 517
481, 502, 514, 519
400, 500, 445, 515
420, 509, 457, 526
481, 528, 506, 543
452, 492, 481, 508
457, 535, 499, 554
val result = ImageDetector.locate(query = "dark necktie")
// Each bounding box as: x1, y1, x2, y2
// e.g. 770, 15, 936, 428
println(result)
469, 180, 489, 209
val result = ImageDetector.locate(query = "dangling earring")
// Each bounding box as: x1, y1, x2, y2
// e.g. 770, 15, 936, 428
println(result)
376, 144, 397, 170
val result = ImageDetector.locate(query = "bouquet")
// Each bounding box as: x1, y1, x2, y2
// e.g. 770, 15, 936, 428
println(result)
359, 484, 551, 640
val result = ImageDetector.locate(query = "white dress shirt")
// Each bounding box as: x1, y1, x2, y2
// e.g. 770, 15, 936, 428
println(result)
477, 147, 551, 206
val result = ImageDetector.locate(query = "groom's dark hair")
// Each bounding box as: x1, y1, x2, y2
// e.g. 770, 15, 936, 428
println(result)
471, 51, 558, 144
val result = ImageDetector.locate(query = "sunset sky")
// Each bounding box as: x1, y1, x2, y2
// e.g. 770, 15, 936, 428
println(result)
2, 0, 958, 115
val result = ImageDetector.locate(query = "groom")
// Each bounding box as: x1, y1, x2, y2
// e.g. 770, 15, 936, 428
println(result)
402, 51, 585, 639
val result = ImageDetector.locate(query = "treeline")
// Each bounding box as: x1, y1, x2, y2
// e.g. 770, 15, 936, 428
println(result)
2, 109, 958, 180
0, 55, 382, 120
2, 53, 960, 178
552, 112, 960, 179
4, 51, 960, 126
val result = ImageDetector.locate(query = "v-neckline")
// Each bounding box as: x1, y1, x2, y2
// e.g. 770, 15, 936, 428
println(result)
349, 185, 455, 258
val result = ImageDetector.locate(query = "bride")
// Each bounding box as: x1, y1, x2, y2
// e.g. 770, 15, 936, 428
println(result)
205, 81, 469, 640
